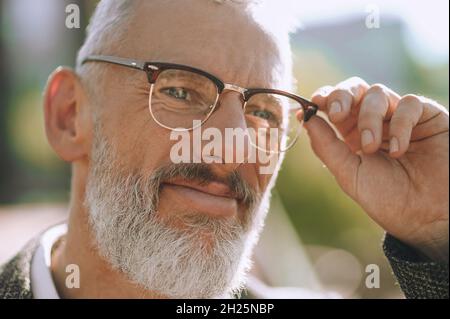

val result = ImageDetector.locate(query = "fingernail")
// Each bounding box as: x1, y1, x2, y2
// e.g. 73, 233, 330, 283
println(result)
361, 129, 374, 147
329, 101, 342, 116
390, 137, 399, 153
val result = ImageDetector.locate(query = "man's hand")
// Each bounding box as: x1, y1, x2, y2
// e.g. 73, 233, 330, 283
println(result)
304, 77, 449, 262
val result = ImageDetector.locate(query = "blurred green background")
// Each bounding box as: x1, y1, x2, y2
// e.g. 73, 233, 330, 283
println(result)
0, 0, 448, 298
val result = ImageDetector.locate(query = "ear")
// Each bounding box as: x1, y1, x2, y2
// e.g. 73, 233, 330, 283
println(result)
43, 67, 91, 162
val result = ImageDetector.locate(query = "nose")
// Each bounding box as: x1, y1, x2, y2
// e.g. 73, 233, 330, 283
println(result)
200, 89, 251, 172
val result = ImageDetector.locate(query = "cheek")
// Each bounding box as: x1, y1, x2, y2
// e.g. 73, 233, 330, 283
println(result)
257, 172, 273, 193
252, 154, 278, 191
238, 163, 273, 197
101, 103, 175, 174
123, 126, 175, 175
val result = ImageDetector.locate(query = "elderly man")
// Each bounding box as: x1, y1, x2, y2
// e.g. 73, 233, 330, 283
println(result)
0, 0, 448, 299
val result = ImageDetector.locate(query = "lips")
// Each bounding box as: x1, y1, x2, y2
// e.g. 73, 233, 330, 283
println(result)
164, 179, 239, 200
159, 179, 241, 219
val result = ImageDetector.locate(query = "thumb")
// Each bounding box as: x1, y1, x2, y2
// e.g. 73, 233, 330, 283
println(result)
304, 115, 360, 196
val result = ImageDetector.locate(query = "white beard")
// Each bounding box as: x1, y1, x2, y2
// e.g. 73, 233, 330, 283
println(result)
84, 125, 274, 298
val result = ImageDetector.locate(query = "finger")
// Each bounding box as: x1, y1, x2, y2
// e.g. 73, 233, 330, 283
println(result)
326, 77, 369, 123
358, 84, 400, 154
311, 85, 334, 111
326, 89, 354, 123
304, 115, 360, 196
343, 121, 392, 153
388, 95, 424, 158
342, 121, 389, 153
412, 97, 449, 138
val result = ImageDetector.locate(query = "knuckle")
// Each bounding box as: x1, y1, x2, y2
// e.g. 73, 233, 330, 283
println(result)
314, 85, 334, 96
339, 76, 367, 88
348, 76, 369, 88
348, 76, 364, 83
367, 83, 388, 95
361, 94, 387, 110
329, 88, 353, 102
361, 85, 390, 110
328, 89, 353, 108
399, 94, 422, 106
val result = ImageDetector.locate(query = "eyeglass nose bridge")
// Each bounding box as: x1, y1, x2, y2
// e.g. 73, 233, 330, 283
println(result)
219, 83, 249, 113
223, 83, 247, 99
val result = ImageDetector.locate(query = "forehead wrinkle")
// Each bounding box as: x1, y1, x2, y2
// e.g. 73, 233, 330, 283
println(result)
122, 0, 284, 90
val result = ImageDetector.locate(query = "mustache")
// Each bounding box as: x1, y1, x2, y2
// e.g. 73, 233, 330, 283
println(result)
149, 163, 260, 210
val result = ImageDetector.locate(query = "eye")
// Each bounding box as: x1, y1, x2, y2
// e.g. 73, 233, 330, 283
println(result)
162, 87, 189, 100
250, 109, 274, 121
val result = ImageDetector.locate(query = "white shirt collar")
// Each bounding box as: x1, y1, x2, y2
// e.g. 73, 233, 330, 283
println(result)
31, 224, 67, 299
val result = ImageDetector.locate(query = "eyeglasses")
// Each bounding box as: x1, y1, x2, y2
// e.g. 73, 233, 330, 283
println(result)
82, 55, 318, 153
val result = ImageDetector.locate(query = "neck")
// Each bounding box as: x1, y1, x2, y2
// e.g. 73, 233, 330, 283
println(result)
51, 165, 166, 299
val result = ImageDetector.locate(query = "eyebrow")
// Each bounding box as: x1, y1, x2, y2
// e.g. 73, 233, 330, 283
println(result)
158, 70, 208, 84
248, 93, 284, 107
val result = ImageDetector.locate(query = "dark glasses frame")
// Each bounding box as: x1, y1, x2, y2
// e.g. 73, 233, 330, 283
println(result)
81, 55, 318, 152
82, 55, 318, 121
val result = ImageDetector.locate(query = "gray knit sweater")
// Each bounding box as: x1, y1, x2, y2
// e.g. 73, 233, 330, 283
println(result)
0, 233, 448, 299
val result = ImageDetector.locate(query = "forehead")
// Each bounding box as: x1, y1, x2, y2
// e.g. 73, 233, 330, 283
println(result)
123, 0, 288, 89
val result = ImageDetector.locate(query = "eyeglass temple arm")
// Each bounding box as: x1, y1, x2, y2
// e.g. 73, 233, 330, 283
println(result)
82, 55, 146, 71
